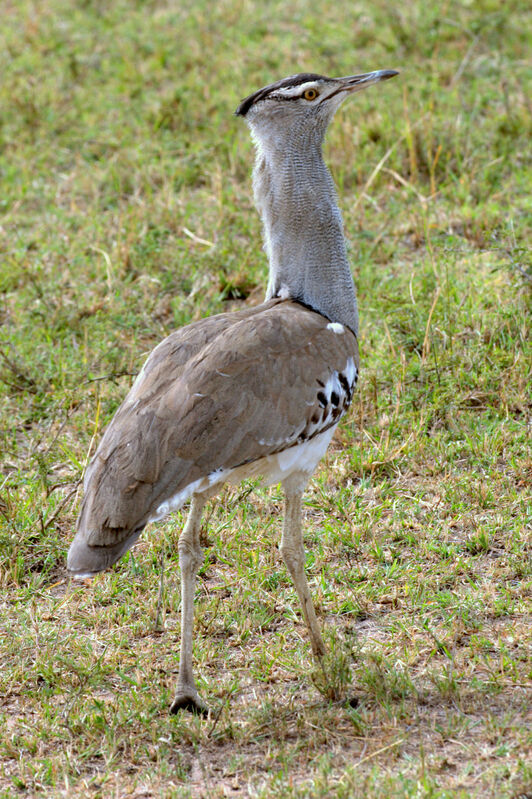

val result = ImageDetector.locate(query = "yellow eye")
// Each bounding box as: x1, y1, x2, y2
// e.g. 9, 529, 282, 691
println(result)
302, 88, 319, 101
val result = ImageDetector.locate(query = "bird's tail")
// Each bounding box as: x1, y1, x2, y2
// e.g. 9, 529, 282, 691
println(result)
67, 517, 145, 578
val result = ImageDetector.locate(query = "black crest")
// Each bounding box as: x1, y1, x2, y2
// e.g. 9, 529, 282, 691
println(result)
235, 73, 326, 117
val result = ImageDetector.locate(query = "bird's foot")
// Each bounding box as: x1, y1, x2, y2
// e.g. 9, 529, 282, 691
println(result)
169, 690, 208, 716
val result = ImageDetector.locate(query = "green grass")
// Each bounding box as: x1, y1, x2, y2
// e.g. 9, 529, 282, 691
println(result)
0, 0, 531, 796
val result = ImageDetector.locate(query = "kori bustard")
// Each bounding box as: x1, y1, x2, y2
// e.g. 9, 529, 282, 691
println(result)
68, 68, 399, 714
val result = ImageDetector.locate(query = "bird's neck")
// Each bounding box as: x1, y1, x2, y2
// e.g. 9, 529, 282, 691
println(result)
252, 135, 358, 336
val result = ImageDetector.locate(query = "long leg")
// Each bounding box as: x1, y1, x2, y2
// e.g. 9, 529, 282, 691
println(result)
280, 474, 325, 659
170, 492, 211, 715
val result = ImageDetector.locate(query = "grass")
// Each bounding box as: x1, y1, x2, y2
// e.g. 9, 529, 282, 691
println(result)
0, 0, 531, 796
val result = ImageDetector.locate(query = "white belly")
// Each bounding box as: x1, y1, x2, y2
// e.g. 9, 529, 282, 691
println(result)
229, 425, 337, 486
150, 426, 337, 523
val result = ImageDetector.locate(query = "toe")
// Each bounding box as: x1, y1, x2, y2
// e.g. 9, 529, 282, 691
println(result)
169, 692, 208, 716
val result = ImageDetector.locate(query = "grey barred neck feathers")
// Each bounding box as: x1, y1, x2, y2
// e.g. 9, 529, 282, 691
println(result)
244, 77, 359, 335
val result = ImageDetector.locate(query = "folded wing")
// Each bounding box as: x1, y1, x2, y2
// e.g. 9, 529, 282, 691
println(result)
76, 299, 358, 551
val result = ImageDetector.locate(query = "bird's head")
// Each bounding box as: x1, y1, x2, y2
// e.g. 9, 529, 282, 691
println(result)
236, 70, 399, 146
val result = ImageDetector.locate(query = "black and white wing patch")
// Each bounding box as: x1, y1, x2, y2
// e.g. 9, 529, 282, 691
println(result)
299, 355, 358, 443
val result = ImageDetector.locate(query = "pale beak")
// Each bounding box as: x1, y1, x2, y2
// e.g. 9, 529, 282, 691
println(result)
338, 69, 399, 94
